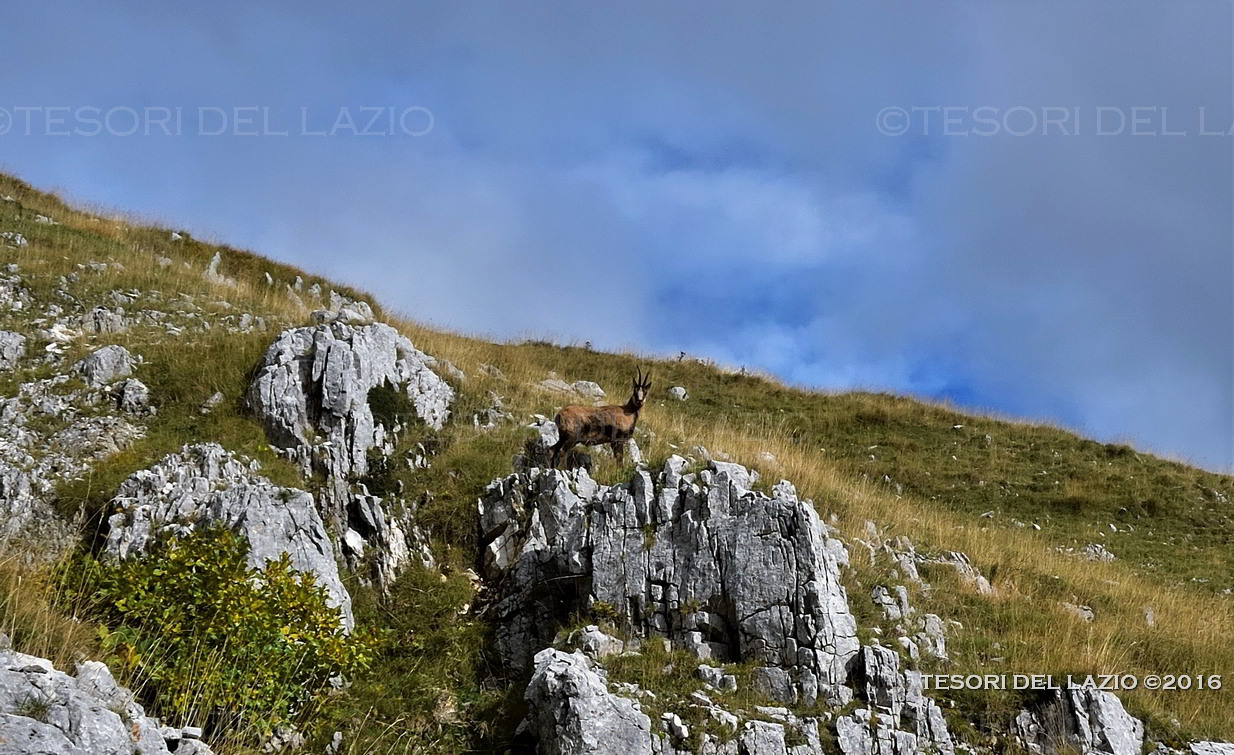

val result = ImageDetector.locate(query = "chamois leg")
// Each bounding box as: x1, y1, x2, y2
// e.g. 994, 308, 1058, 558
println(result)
551, 440, 575, 469
611, 441, 624, 464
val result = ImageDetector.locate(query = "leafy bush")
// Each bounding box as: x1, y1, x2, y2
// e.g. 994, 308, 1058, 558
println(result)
72, 528, 375, 737
367, 379, 416, 429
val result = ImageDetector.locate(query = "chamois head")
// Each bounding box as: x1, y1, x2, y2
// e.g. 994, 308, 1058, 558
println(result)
629, 367, 652, 410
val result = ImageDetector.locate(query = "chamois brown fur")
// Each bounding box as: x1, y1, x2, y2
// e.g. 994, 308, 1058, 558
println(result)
551, 368, 651, 468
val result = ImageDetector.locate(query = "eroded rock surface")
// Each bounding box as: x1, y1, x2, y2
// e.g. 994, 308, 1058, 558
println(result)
0, 330, 25, 370
479, 458, 860, 707
525, 649, 653, 755
75, 344, 135, 387
1013, 688, 1144, 755
524, 649, 833, 755
0, 647, 212, 755
0, 375, 143, 555
248, 308, 453, 586
834, 644, 954, 755
248, 318, 453, 480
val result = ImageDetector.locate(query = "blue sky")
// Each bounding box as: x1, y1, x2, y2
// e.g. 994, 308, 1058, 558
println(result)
1, 1, 1231, 470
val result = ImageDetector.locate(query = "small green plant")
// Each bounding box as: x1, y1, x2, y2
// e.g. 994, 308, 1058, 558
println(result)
70, 528, 376, 739
590, 600, 619, 624
368, 379, 416, 429
360, 447, 401, 497
13, 692, 53, 722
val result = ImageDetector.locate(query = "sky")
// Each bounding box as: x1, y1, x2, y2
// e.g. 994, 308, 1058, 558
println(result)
0, 2, 1231, 470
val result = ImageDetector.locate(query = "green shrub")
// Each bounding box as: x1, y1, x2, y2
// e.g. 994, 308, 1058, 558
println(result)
72, 528, 375, 738
368, 379, 416, 429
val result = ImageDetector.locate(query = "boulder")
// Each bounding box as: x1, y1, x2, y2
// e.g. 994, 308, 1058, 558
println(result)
0, 232, 28, 248
832, 644, 954, 755
539, 377, 577, 395
248, 319, 453, 484
524, 649, 653, 755
198, 391, 224, 414
572, 381, 606, 402
85, 306, 127, 334
574, 626, 625, 659
115, 378, 152, 415
103, 443, 353, 630
667, 386, 688, 401
248, 317, 451, 586
76, 345, 135, 387
0, 331, 25, 370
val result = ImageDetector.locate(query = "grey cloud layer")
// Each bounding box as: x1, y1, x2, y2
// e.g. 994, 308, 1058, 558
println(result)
0, 0, 1228, 468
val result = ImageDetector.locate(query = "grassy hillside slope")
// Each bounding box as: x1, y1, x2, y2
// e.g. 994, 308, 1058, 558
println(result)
0, 173, 1229, 752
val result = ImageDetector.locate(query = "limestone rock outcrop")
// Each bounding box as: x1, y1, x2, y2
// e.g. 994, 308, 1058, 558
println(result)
0, 647, 213, 755
75, 344, 135, 387
479, 458, 860, 707
248, 307, 453, 586
1013, 689, 1144, 755
524, 649, 653, 755
0, 330, 25, 370
523, 648, 835, 755
248, 317, 452, 481
834, 644, 954, 755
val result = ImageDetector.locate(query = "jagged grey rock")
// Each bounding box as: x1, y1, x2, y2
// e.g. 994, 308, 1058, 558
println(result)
249, 319, 453, 481
914, 614, 947, 660
1062, 602, 1095, 622
479, 460, 860, 706
524, 649, 832, 755
85, 305, 127, 334
0, 374, 141, 555
872, 586, 904, 621
539, 377, 578, 395
572, 381, 606, 402
524, 649, 654, 755
1083, 543, 1116, 562
199, 391, 224, 414
0, 331, 25, 370
0, 232, 27, 248
341, 492, 433, 588
103, 443, 354, 630
248, 315, 449, 587
574, 625, 625, 659
667, 386, 688, 401
474, 390, 511, 429
1013, 688, 1144, 755
115, 378, 152, 415
834, 645, 954, 755
519, 418, 560, 469
0, 647, 210, 755
76, 344, 135, 387
204, 251, 233, 286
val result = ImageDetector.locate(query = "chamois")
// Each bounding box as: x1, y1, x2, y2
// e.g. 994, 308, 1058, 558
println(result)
550, 368, 651, 468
